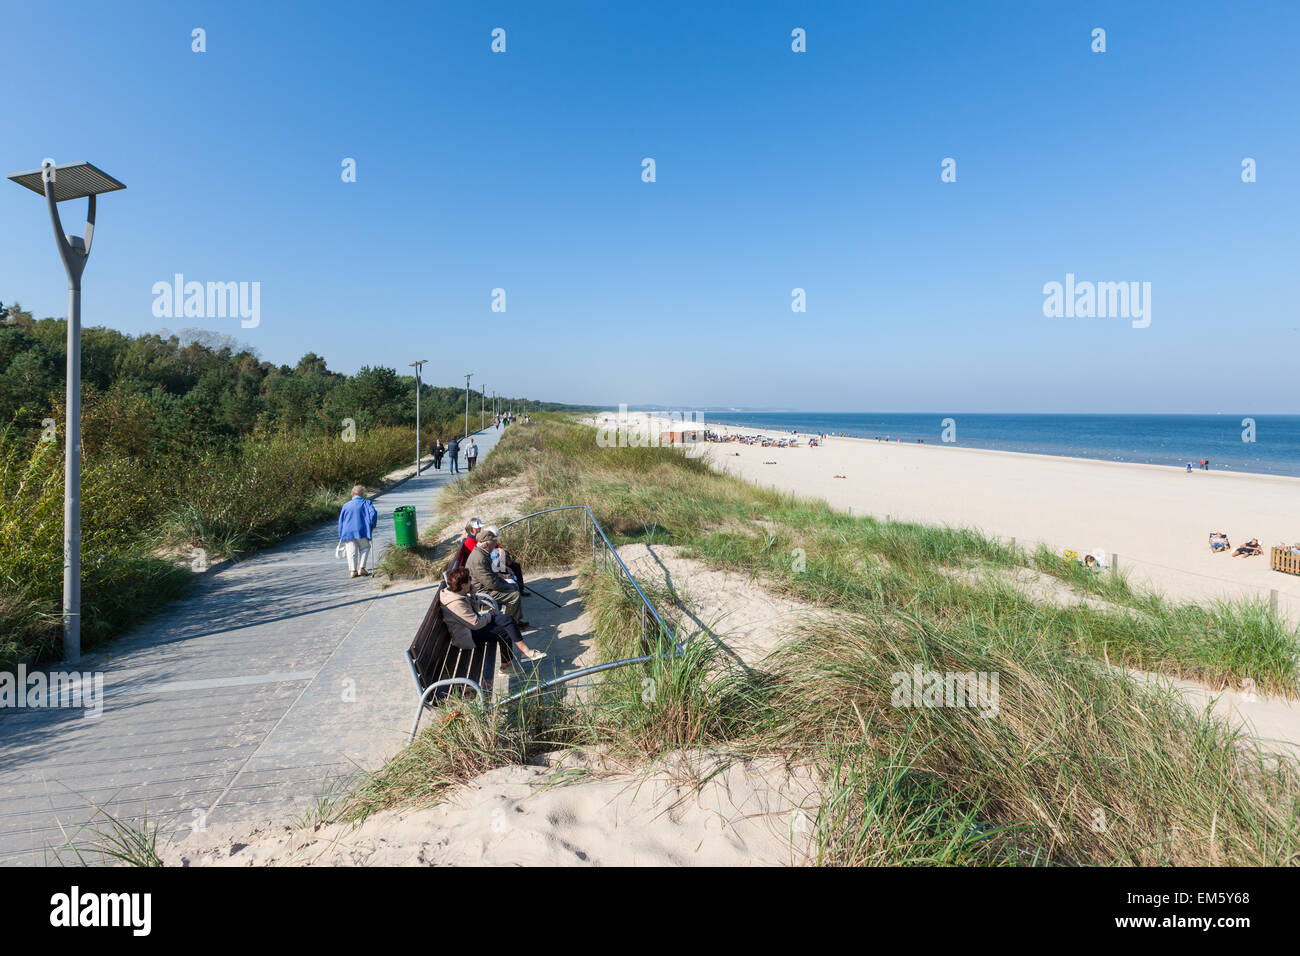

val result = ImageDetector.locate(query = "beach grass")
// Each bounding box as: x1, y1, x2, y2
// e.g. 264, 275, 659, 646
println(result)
453, 416, 1299, 694
0, 425, 416, 668
341, 413, 1300, 865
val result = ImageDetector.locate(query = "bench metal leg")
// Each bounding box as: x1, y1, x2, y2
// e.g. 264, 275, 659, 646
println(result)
408, 678, 485, 743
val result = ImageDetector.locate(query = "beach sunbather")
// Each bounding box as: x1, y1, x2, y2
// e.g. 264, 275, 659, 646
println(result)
1209, 533, 1230, 553
1232, 538, 1262, 557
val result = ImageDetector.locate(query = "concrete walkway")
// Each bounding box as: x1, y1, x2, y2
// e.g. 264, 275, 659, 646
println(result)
0, 426, 506, 864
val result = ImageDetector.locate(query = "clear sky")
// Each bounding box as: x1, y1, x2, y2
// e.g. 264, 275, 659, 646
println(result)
2, 0, 1297, 413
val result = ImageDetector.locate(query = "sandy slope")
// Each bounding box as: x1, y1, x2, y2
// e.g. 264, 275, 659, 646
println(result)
161, 452, 1300, 866
163, 751, 819, 867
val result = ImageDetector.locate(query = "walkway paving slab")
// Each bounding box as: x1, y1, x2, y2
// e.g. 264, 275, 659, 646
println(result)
0, 427, 506, 864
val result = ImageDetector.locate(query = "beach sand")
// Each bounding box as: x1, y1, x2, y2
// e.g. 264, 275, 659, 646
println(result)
647, 419, 1300, 620
164, 482, 1300, 866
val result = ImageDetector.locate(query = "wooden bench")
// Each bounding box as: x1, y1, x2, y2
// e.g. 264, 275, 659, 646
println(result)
1271, 546, 1300, 576
406, 584, 501, 742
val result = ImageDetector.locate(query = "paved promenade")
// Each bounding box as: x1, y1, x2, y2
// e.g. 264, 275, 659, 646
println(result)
0, 427, 503, 864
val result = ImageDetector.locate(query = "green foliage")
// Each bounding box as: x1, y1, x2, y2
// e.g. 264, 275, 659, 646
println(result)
340, 414, 1300, 866
0, 309, 580, 667
0, 317, 561, 444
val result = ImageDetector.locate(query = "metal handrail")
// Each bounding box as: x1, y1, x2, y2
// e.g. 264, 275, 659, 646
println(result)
499, 505, 674, 643
490, 505, 685, 710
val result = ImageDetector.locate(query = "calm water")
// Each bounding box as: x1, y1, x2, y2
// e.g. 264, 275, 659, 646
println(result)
696, 413, 1300, 478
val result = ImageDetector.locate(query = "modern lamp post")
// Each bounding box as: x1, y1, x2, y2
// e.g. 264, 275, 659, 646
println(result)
409, 359, 428, 474
463, 372, 472, 438
7, 161, 127, 663
480, 384, 485, 432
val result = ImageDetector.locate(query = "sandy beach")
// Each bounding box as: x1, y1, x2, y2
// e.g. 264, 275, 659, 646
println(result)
623, 417, 1300, 620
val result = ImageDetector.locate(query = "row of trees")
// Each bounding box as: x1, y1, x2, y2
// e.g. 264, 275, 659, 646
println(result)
0, 298, 588, 665
0, 301, 578, 456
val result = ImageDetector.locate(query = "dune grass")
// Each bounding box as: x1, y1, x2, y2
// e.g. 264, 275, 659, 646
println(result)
334, 414, 1300, 865
0, 426, 415, 668
446, 415, 1300, 694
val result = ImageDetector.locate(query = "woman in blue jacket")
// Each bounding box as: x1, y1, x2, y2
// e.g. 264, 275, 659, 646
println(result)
338, 485, 379, 578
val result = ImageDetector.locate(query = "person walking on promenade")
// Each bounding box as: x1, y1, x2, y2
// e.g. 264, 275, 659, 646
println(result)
432, 440, 445, 470
466, 436, 479, 471
338, 485, 379, 578
447, 436, 460, 474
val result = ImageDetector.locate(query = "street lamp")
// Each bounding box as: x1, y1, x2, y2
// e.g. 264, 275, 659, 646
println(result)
7, 161, 127, 663
409, 360, 428, 474
480, 383, 485, 431
463, 372, 472, 438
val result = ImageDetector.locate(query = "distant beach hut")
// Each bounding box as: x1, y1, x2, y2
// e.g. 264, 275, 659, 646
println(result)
661, 423, 706, 446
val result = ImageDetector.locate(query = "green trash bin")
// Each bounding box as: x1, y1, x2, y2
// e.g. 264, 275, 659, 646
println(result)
393, 505, 417, 549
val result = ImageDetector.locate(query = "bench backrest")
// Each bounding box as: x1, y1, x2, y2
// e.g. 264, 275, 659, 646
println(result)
407, 584, 497, 705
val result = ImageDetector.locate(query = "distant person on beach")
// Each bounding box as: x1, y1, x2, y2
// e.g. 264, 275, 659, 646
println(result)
465, 437, 478, 471
1209, 532, 1230, 553
439, 568, 545, 672
1233, 538, 1263, 557
467, 531, 528, 627
338, 485, 378, 578
1186, 462, 1193, 472
447, 437, 460, 473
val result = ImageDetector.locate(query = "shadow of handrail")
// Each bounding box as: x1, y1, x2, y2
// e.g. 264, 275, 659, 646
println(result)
491, 506, 685, 709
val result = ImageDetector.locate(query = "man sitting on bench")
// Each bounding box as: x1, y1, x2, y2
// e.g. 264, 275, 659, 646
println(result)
467, 530, 530, 629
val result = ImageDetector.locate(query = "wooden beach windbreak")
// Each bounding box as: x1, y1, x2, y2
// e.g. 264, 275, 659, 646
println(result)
1271, 546, 1300, 576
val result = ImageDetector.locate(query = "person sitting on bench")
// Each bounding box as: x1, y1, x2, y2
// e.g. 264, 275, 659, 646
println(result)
439, 568, 544, 672
1233, 538, 1263, 557
467, 531, 529, 628
454, 518, 482, 568
484, 525, 527, 596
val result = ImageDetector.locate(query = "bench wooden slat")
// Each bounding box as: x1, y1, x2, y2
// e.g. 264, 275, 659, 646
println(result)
408, 584, 497, 707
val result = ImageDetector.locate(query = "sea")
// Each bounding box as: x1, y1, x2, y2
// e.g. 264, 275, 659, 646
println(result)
687, 413, 1300, 478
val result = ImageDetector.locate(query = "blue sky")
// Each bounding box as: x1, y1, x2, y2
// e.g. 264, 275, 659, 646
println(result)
2, 0, 1297, 413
